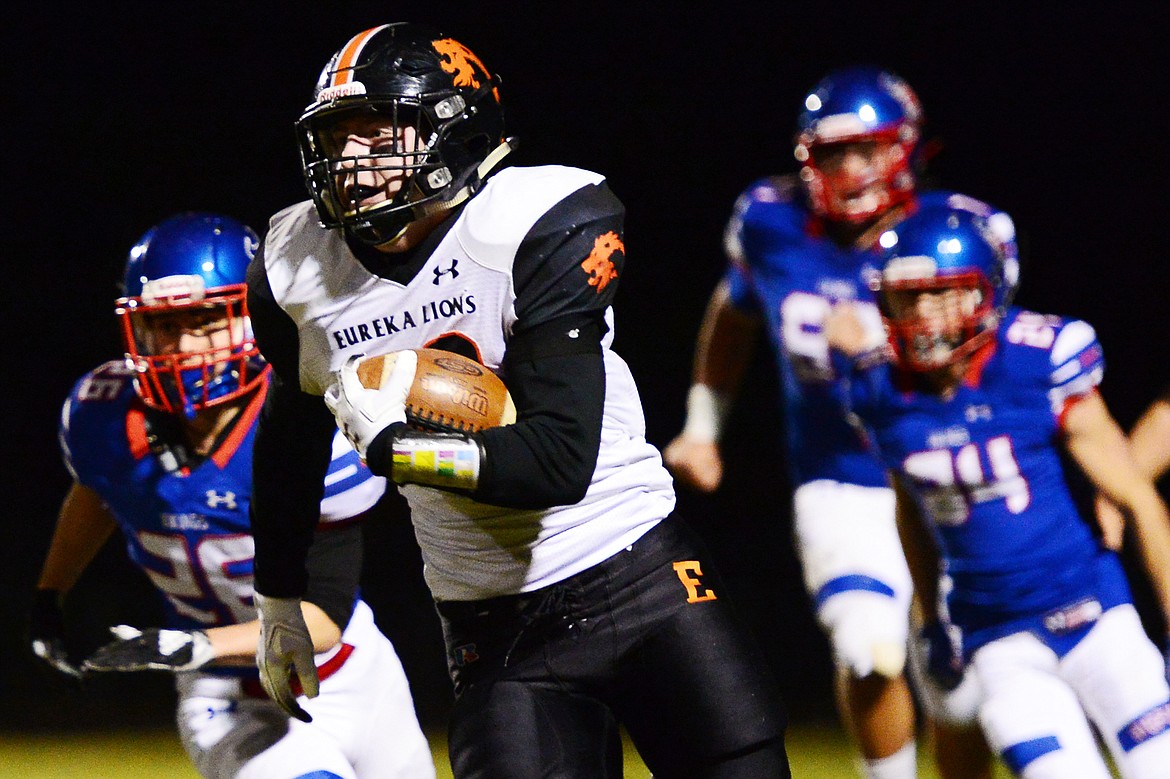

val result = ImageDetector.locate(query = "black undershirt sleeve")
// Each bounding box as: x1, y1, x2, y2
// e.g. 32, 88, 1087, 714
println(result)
471, 313, 606, 508
247, 246, 337, 598
303, 521, 363, 630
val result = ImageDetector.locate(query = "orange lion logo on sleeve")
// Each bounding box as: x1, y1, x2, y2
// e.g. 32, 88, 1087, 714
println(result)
433, 39, 500, 101
581, 232, 623, 293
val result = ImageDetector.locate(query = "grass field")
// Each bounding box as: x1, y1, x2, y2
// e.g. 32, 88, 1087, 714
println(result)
0, 724, 1018, 778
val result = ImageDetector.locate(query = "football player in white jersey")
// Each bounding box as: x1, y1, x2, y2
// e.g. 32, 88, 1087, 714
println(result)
30, 213, 434, 779
246, 22, 791, 779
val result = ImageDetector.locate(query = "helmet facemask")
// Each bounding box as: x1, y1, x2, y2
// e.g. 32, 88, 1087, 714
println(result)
879, 272, 996, 372
117, 278, 264, 418
300, 93, 489, 245
796, 126, 917, 223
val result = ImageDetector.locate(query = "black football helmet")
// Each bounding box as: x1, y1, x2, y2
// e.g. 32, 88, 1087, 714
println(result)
297, 23, 513, 245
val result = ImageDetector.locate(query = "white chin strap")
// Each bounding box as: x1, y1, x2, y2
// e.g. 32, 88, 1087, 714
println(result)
413, 138, 518, 219
370, 139, 517, 248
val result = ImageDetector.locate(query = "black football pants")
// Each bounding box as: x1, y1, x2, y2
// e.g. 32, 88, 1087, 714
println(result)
437, 516, 791, 778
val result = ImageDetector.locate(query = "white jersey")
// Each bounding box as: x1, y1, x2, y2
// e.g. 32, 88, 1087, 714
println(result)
261, 165, 675, 600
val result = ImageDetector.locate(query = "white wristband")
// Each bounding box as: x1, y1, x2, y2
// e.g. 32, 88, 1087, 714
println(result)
681, 384, 731, 444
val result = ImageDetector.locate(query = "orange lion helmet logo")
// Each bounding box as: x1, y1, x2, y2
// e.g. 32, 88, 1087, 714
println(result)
581, 232, 623, 294
432, 39, 500, 101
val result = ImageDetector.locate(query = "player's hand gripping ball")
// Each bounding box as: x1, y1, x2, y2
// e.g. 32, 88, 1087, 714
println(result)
355, 348, 516, 434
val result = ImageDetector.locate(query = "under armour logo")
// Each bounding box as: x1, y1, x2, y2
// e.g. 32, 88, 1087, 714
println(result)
205, 490, 238, 510
433, 259, 460, 285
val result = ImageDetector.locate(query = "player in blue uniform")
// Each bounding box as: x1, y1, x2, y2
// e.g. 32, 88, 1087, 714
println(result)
825, 199, 1170, 778
666, 67, 992, 778
29, 213, 434, 779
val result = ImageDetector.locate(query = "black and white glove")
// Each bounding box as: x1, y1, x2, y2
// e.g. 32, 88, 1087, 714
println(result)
255, 592, 318, 723
82, 625, 215, 673
28, 588, 83, 684
324, 351, 415, 460
918, 620, 965, 691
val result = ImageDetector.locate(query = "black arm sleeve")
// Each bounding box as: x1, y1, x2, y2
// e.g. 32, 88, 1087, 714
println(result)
247, 247, 338, 597
303, 521, 364, 631
472, 313, 607, 508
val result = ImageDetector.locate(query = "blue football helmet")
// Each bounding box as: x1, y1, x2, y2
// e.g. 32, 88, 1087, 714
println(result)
794, 66, 922, 223
115, 212, 267, 416
874, 196, 1019, 371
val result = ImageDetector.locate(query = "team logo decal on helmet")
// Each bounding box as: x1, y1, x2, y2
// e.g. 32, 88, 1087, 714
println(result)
116, 213, 268, 417
432, 38, 498, 100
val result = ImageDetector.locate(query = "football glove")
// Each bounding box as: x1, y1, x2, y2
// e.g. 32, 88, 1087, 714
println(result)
255, 592, 317, 723
82, 625, 215, 673
324, 351, 415, 460
917, 620, 964, 691
28, 588, 83, 684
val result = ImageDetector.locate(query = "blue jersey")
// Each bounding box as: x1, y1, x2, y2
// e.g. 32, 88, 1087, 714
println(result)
843, 309, 1133, 655
723, 177, 961, 487
59, 360, 385, 632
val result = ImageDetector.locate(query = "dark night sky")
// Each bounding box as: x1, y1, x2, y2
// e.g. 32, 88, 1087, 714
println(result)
4, 2, 1169, 729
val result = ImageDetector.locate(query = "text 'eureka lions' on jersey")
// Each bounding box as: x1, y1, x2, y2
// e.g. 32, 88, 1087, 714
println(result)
58, 360, 384, 632
844, 309, 1134, 653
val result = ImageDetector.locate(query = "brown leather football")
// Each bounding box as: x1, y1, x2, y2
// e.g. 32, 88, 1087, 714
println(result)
355, 348, 516, 433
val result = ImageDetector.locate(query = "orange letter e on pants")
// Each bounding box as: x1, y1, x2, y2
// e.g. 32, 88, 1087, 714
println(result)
672, 560, 717, 603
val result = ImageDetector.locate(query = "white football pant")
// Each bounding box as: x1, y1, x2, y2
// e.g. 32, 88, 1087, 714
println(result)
973, 604, 1170, 778
175, 600, 435, 779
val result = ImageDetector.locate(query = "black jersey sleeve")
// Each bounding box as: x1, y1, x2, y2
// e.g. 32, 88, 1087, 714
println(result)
470, 182, 623, 507
247, 248, 338, 598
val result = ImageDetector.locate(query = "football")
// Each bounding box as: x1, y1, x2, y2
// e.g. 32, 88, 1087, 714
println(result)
355, 348, 516, 433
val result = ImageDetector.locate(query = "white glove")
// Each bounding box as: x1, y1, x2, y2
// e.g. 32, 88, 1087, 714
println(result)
323, 351, 417, 460
254, 592, 318, 723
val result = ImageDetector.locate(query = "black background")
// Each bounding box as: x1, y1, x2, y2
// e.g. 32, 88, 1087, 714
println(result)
4, 2, 1169, 733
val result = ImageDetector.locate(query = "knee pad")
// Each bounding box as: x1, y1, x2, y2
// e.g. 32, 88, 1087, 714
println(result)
818, 590, 909, 679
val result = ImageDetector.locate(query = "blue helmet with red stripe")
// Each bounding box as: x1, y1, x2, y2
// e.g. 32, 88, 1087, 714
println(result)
794, 66, 922, 223
874, 196, 1019, 371
116, 212, 266, 416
